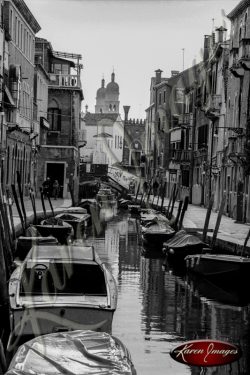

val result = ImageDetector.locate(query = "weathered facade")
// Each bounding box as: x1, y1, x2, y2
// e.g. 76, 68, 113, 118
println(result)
122, 105, 145, 177
81, 112, 124, 166
2, 0, 41, 194
35, 38, 84, 200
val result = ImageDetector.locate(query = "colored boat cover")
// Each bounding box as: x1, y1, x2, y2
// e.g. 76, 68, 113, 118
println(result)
163, 230, 204, 249
6, 330, 136, 375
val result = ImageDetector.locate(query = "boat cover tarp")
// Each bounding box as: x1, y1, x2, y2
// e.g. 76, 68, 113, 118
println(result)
6, 330, 136, 375
142, 221, 174, 234
163, 230, 204, 249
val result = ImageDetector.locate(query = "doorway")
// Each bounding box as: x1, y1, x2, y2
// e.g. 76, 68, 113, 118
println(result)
46, 163, 65, 198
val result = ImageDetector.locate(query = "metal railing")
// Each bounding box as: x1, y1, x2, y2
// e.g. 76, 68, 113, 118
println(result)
178, 113, 193, 126
49, 74, 81, 88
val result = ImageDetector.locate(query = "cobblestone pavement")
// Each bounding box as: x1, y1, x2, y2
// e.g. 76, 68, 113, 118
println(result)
143, 195, 250, 247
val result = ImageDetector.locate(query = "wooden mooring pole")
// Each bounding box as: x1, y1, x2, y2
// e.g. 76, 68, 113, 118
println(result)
211, 193, 226, 249
202, 193, 214, 243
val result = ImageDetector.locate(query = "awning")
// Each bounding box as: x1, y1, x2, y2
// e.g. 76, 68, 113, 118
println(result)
4, 86, 15, 106
40, 117, 50, 129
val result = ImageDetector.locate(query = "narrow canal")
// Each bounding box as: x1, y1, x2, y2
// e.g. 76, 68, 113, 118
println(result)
86, 210, 250, 375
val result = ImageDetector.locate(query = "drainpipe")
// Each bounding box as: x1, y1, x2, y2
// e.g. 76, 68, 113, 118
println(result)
189, 95, 196, 204
208, 119, 215, 201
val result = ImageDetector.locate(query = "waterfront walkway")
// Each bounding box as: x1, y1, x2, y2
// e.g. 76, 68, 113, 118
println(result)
137, 195, 250, 252
11, 195, 250, 251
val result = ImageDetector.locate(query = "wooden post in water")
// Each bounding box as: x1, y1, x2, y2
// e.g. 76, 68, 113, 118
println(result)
11, 184, 25, 234
202, 193, 214, 243
210, 193, 226, 249
40, 187, 47, 219
241, 228, 250, 256
172, 200, 183, 231
160, 182, 167, 212
178, 196, 189, 230
47, 194, 55, 217
156, 182, 162, 210
139, 191, 145, 207
169, 185, 179, 219
68, 182, 76, 207
135, 182, 140, 203
16, 171, 27, 228
29, 188, 37, 225
166, 184, 176, 218
146, 177, 153, 207
6, 189, 16, 244
0, 187, 13, 273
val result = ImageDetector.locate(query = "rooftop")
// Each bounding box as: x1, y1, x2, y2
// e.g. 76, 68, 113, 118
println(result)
83, 113, 119, 126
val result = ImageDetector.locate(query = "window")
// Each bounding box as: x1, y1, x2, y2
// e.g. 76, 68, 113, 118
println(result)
20, 24, 23, 50
10, 10, 13, 37
20, 263, 107, 296
15, 17, 17, 43
48, 108, 61, 131
159, 93, 162, 105
163, 90, 166, 103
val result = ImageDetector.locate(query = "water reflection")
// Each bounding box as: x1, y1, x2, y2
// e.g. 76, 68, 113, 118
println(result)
87, 212, 250, 375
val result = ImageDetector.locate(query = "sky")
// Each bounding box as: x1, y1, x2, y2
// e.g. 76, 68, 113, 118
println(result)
25, 0, 240, 119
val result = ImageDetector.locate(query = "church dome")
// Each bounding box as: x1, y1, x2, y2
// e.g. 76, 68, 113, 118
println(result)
106, 72, 119, 95
96, 78, 106, 99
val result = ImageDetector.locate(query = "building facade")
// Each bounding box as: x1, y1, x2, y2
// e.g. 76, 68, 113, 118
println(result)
81, 112, 124, 166
35, 38, 84, 200
2, 0, 41, 194
122, 105, 146, 177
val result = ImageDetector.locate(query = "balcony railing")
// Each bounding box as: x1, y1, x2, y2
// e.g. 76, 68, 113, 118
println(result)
49, 74, 81, 88
78, 129, 87, 147
230, 54, 245, 77
170, 149, 182, 162
178, 113, 193, 126
239, 40, 250, 60
181, 150, 192, 162
170, 149, 192, 163
204, 94, 222, 118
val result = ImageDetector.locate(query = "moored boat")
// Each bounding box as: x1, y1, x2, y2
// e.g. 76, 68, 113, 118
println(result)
96, 188, 117, 209
141, 221, 175, 248
6, 330, 137, 375
55, 211, 91, 239
8, 244, 118, 352
34, 218, 73, 244
162, 230, 206, 262
78, 198, 99, 215
185, 253, 250, 286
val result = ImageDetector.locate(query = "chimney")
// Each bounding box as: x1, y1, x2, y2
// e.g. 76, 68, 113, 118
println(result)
155, 69, 163, 84
216, 26, 227, 43
203, 35, 210, 61
123, 106, 130, 122
171, 70, 180, 77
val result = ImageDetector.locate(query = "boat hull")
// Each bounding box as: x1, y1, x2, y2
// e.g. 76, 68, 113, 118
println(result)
185, 254, 250, 286
34, 223, 73, 244
142, 231, 175, 249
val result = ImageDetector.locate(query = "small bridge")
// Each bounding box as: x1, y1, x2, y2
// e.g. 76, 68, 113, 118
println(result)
79, 164, 139, 198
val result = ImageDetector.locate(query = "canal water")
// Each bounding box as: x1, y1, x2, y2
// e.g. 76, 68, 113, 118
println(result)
86, 209, 250, 375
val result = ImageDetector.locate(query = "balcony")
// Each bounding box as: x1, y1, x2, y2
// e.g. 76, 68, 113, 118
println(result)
239, 40, 250, 70
78, 129, 87, 148
181, 150, 192, 162
178, 113, 193, 126
170, 149, 182, 162
49, 74, 81, 88
230, 55, 245, 77
204, 94, 222, 119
